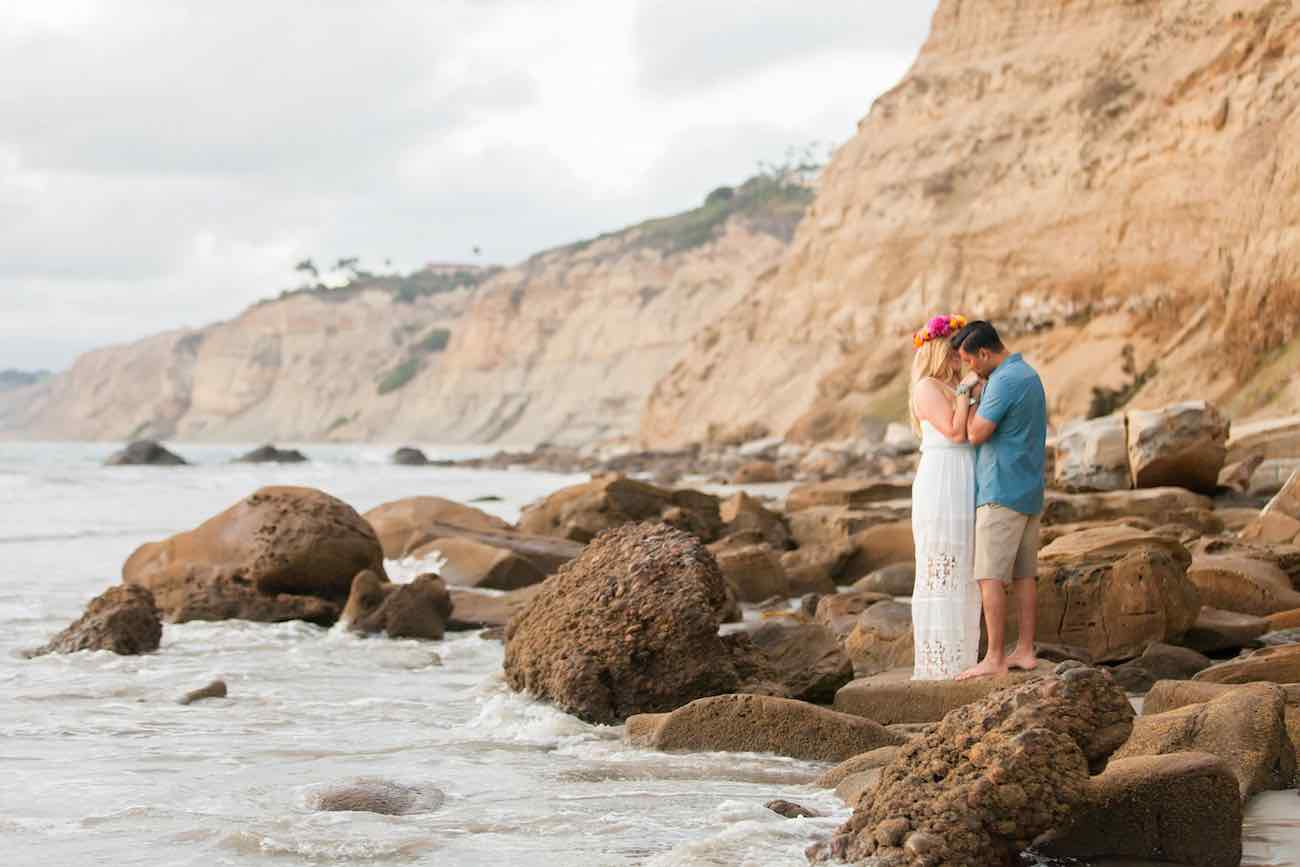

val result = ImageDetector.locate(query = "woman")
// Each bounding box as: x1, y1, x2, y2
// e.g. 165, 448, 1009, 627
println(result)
908, 314, 982, 680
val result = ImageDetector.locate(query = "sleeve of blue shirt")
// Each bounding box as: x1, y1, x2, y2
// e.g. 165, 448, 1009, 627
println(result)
977, 370, 1015, 426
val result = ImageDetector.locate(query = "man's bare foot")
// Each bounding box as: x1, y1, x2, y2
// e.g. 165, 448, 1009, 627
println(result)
956, 658, 1008, 681
1006, 649, 1038, 671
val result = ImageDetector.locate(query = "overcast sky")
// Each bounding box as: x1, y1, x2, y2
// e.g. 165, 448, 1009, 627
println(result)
1, 1, 938, 371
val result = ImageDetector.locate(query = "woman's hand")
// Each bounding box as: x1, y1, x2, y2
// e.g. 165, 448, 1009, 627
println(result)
960, 371, 982, 389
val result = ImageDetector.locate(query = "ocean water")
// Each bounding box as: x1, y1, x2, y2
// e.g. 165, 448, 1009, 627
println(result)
1, 442, 1296, 867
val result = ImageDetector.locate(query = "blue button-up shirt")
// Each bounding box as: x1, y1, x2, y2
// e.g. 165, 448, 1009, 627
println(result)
975, 353, 1047, 515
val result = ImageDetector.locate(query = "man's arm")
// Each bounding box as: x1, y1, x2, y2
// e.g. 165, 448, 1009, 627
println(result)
967, 412, 997, 445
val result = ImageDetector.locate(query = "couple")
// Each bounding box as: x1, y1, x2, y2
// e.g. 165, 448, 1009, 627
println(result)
908, 317, 1047, 681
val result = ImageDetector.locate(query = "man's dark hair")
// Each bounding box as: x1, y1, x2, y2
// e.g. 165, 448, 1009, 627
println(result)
949, 320, 1004, 354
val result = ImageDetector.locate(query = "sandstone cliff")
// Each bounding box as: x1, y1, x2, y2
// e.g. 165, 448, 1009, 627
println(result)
1, 178, 806, 444
641, 0, 1300, 447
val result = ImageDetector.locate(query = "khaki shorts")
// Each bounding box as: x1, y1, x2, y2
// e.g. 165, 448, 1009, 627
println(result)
974, 504, 1041, 585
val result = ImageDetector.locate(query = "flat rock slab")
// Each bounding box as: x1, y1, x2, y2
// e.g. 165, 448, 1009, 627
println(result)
624, 693, 905, 763
1184, 606, 1271, 654
1194, 643, 1300, 685
832, 663, 1053, 725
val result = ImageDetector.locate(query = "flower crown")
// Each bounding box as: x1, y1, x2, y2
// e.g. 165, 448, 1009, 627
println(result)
913, 314, 967, 349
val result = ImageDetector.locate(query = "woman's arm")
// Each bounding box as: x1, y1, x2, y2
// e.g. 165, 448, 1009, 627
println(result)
914, 379, 970, 442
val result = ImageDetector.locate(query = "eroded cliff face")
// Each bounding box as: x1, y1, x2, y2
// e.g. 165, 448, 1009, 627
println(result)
641, 0, 1300, 447
1, 186, 799, 444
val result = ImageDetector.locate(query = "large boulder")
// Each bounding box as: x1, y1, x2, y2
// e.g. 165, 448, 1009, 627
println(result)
815, 746, 903, 790
407, 524, 583, 577
832, 663, 1055, 725
624, 694, 904, 762
851, 562, 915, 597
415, 537, 545, 591
1126, 401, 1229, 494
502, 523, 761, 724
814, 590, 891, 638
234, 444, 308, 463
786, 504, 911, 549
1186, 548, 1300, 616
105, 440, 188, 466
1054, 413, 1130, 492
1183, 606, 1271, 654
363, 496, 513, 559
1112, 682, 1295, 799
1033, 526, 1199, 662
340, 571, 451, 640
123, 486, 386, 624
780, 543, 855, 593
842, 521, 914, 582
1110, 642, 1213, 693
815, 664, 1134, 866
1042, 486, 1213, 526
1034, 753, 1242, 867
785, 479, 913, 513
743, 621, 853, 703
1241, 469, 1300, 546
707, 537, 790, 603
1194, 643, 1300, 685
446, 585, 543, 631
390, 446, 430, 466
517, 474, 722, 543
24, 585, 162, 657
843, 601, 914, 677
1226, 415, 1300, 465
719, 492, 791, 550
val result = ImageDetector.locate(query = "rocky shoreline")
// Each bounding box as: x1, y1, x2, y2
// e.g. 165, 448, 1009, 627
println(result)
26, 403, 1300, 865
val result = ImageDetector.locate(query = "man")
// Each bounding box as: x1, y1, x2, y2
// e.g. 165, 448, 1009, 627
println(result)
949, 320, 1047, 679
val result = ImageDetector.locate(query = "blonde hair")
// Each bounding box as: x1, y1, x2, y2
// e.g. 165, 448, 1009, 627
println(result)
909, 339, 958, 434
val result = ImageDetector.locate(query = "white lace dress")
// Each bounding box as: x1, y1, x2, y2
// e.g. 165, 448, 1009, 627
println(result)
910, 419, 981, 680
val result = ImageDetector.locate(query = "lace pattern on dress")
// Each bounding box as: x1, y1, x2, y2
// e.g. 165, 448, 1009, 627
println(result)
919, 553, 959, 594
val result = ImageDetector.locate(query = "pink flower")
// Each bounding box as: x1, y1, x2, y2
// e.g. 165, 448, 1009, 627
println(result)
927, 316, 950, 338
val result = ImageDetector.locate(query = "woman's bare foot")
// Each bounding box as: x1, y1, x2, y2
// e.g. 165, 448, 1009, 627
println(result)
956, 658, 1008, 680
1006, 649, 1039, 671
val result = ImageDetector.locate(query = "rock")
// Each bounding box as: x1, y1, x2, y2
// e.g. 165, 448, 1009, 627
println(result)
234, 444, 308, 463
708, 537, 790, 603
1042, 486, 1213, 526
178, 679, 227, 705
1268, 607, 1300, 631
1251, 458, 1300, 497
814, 590, 891, 638
105, 440, 188, 466
780, 543, 854, 593
1034, 752, 1242, 867
391, 446, 430, 466
1183, 606, 1271, 654
1261, 626, 1300, 646
786, 505, 908, 550
843, 601, 914, 677
1054, 413, 1130, 492
1215, 506, 1262, 533
1186, 551, 1300, 616
733, 460, 780, 484
407, 523, 583, 577
851, 562, 914, 597
815, 746, 902, 788
1113, 682, 1295, 799
835, 769, 883, 807
123, 486, 385, 624
624, 694, 904, 762
308, 779, 444, 815
447, 585, 542, 631
24, 585, 162, 657
1110, 642, 1213, 693
832, 663, 1055, 725
1126, 401, 1229, 494
417, 537, 545, 591
502, 523, 762, 724
1194, 643, 1300, 685
1226, 416, 1300, 465
719, 492, 791, 550
841, 521, 915, 583
517, 474, 723, 544
1241, 469, 1300, 546
363, 496, 513, 559
341, 571, 450, 640
1033, 526, 1199, 662
743, 621, 853, 704
1219, 453, 1265, 494
765, 799, 820, 819
817, 664, 1134, 867
882, 423, 920, 454
785, 480, 913, 513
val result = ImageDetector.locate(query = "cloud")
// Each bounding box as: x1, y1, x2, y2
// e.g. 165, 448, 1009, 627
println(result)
0, 0, 938, 370
632, 1, 936, 97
